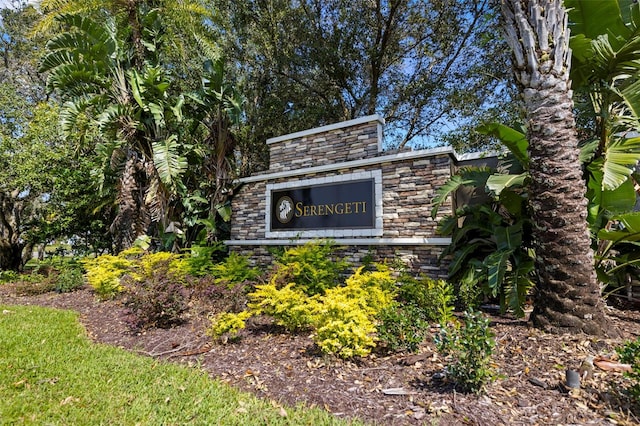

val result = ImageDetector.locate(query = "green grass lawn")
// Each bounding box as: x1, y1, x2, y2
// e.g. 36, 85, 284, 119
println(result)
0, 304, 358, 425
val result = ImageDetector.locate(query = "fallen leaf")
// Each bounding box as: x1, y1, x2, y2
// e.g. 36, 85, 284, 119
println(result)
594, 357, 633, 373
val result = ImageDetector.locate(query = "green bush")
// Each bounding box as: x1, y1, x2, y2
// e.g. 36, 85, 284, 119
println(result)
0, 270, 20, 283
54, 267, 85, 293
275, 240, 350, 295
435, 310, 496, 393
13, 273, 56, 295
211, 252, 260, 285
398, 274, 455, 324
617, 337, 640, 403
377, 303, 429, 354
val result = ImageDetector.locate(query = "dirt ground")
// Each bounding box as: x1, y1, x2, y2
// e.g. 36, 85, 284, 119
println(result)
2, 284, 639, 425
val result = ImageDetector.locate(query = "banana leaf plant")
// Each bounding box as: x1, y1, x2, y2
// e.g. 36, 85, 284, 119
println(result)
432, 124, 534, 317
596, 212, 640, 300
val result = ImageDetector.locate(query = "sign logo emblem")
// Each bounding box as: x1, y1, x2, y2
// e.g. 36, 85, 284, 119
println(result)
275, 196, 295, 224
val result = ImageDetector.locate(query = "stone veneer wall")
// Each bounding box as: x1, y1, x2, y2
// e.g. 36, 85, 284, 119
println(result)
226, 115, 467, 277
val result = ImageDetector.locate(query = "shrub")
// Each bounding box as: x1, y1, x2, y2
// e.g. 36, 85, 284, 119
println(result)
197, 276, 249, 313
377, 303, 430, 354
224, 265, 395, 359
310, 267, 395, 358
617, 337, 640, 403
0, 270, 20, 283
13, 273, 56, 296
54, 267, 85, 293
210, 252, 260, 285
275, 240, 350, 295
122, 266, 188, 330
82, 254, 134, 299
248, 282, 318, 332
397, 274, 454, 324
208, 311, 254, 340
435, 310, 496, 393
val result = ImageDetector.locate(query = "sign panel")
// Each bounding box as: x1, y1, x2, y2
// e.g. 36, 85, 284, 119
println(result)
270, 179, 375, 231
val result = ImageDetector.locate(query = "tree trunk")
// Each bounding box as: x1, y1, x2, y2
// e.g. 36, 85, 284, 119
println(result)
501, 0, 611, 335
110, 149, 148, 252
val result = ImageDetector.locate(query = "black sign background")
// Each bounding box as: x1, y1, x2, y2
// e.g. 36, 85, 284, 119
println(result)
270, 179, 375, 230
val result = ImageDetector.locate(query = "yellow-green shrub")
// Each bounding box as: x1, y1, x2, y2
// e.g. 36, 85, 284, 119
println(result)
237, 265, 395, 358
311, 267, 395, 358
248, 282, 318, 332
208, 310, 254, 339
82, 254, 134, 299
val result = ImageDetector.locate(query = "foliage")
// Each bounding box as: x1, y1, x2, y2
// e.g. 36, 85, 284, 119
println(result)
216, 0, 517, 151
171, 243, 226, 277
432, 133, 535, 317
376, 303, 429, 354
274, 240, 350, 295
54, 266, 85, 293
210, 252, 260, 285
12, 273, 55, 296
248, 282, 317, 332
208, 310, 254, 340
0, 270, 20, 283
219, 258, 396, 359
397, 273, 455, 324
0, 304, 354, 425
311, 267, 396, 358
617, 337, 640, 403
81, 252, 136, 299
435, 310, 496, 393
121, 264, 188, 330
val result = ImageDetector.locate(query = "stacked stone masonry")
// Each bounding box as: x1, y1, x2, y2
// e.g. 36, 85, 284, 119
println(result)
226, 115, 469, 277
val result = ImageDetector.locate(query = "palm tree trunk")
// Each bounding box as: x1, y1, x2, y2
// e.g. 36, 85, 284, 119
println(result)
110, 149, 148, 252
501, 0, 611, 335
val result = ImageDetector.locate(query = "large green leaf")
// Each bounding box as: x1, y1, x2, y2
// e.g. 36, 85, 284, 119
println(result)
493, 223, 523, 252
486, 173, 527, 196
485, 250, 510, 298
565, 0, 630, 47
477, 122, 528, 168
430, 168, 491, 219
598, 212, 640, 242
602, 135, 640, 189
152, 135, 188, 189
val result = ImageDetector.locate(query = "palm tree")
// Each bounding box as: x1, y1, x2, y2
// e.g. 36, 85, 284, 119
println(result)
500, 0, 611, 335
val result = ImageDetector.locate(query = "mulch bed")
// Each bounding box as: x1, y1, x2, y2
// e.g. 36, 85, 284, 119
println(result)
2, 285, 640, 425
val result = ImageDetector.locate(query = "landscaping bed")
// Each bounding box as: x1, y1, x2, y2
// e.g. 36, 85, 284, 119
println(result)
2, 284, 639, 425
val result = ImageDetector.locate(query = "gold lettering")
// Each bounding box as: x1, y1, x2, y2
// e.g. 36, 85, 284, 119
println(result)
361, 201, 366, 213
345, 202, 352, 214
317, 204, 325, 215
303, 205, 310, 216
335, 203, 344, 214
295, 202, 303, 217
325, 204, 333, 215
310, 205, 318, 216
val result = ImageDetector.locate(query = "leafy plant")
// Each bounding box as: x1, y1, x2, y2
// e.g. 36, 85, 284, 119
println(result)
248, 282, 317, 332
397, 273, 455, 324
54, 267, 85, 293
435, 310, 496, 393
121, 263, 188, 330
211, 252, 260, 285
82, 254, 135, 299
431, 128, 536, 317
376, 303, 429, 354
274, 240, 350, 295
0, 270, 19, 283
13, 274, 56, 296
617, 337, 640, 403
208, 310, 254, 341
